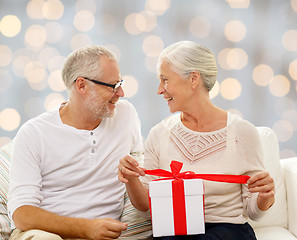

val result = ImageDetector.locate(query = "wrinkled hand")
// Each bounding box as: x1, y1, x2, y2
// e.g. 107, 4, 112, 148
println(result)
118, 155, 146, 183
87, 218, 127, 240
247, 171, 275, 211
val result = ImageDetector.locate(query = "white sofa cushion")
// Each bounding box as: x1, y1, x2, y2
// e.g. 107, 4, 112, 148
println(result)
254, 226, 297, 240
281, 157, 297, 237
249, 127, 288, 229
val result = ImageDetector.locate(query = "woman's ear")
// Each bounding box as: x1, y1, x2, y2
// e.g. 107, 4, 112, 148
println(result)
190, 71, 200, 89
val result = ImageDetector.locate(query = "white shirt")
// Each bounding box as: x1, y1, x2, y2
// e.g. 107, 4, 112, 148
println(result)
8, 100, 143, 226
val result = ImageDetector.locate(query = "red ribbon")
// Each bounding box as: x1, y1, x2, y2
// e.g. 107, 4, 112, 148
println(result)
146, 160, 250, 236
144, 160, 251, 184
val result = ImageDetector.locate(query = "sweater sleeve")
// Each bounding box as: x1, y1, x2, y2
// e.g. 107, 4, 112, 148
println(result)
235, 118, 267, 221
140, 125, 162, 187
242, 185, 266, 221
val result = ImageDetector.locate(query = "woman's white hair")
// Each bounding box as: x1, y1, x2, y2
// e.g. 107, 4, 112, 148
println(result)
62, 45, 116, 90
157, 41, 218, 91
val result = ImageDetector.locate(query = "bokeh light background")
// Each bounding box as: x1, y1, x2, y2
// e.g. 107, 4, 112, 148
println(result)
0, 0, 297, 159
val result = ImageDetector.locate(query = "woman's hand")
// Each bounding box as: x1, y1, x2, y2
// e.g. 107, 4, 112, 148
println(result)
118, 155, 149, 212
247, 171, 275, 211
118, 155, 146, 183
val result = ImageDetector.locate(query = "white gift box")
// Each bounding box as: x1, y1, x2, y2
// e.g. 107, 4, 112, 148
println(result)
149, 178, 205, 237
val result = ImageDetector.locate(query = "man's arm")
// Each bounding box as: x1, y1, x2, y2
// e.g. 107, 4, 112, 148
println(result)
13, 205, 127, 240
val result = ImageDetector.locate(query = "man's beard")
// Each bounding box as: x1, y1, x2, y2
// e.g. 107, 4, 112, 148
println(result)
84, 89, 115, 119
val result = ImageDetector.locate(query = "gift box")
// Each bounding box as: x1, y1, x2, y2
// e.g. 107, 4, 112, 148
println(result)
145, 160, 251, 237
149, 178, 205, 237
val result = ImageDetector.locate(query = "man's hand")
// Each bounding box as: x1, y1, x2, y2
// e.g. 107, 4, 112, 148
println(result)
247, 171, 275, 211
118, 155, 146, 183
87, 218, 127, 240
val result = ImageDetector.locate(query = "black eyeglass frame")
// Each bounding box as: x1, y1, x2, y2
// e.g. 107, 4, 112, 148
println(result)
76, 77, 123, 92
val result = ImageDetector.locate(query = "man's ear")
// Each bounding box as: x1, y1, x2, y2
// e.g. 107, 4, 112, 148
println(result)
75, 77, 87, 95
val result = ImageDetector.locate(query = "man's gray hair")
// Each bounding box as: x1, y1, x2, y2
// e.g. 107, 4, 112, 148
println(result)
62, 45, 116, 90
157, 41, 218, 91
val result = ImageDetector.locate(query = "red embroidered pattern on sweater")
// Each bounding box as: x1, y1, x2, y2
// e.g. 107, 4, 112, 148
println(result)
170, 123, 227, 162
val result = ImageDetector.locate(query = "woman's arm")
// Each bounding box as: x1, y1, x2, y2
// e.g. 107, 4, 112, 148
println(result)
118, 155, 150, 212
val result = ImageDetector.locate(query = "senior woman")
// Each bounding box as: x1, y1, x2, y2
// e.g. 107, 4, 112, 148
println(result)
118, 41, 275, 240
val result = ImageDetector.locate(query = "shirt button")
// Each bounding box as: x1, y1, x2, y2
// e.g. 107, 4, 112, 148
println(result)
90, 132, 93, 136
93, 140, 96, 144
92, 149, 95, 153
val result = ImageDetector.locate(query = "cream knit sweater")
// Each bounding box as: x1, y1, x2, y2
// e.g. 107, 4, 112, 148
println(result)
142, 112, 265, 224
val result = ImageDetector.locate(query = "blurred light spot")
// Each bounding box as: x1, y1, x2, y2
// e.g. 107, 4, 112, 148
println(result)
76, 0, 97, 13
74, 10, 95, 32
226, 0, 250, 8
209, 81, 220, 99
13, 55, 32, 77
124, 13, 144, 35
280, 149, 297, 159
220, 78, 242, 100
253, 64, 274, 86
104, 44, 121, 61
142, 35, 164, 57
29, 77, 48, 91
0, 45, 13, 67
273, 120, 293, 142
0, 70, 12, 91
189, 17, 211, 38
122, 75, 139, 98
44, 22, 63, 43
24, 61, 46, 84
289, 59, 297, 80
292, 0, 297, 12
282, 109, 297, 130
224, 20, 246, 42
218, 48, 248, 70
269, 75, 290, 97
44, 93, 65, 111
39, 47, 60, 66
138, 11, 157, 32
0, 108, 21, 131
24, 97, 44, 118
145, 56, 158, 73
70, 33, 92, 50
43, 0, 64, 20
145, 0, 171, 15
47, 55, 65, 71
25, 25, 47, 49
282, 30, 297, 51
27, 0, 44, 19
0, 15, 21, 37
97, 14, 116, 36
48, 70, 66, 92
218, 48, 231, 70
0, 137, 11, 148
226, 48, 248, 70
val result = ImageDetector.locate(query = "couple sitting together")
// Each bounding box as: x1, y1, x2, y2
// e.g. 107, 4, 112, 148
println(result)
8, 41, 275, 240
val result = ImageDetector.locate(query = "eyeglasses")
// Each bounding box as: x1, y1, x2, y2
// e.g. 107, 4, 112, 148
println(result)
77, 77, 124, 92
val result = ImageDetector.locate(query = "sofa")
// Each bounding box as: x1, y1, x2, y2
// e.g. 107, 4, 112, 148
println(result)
0, 127, 296, 240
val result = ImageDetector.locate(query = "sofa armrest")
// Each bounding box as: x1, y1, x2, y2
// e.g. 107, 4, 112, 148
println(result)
281, 157, 297, 237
